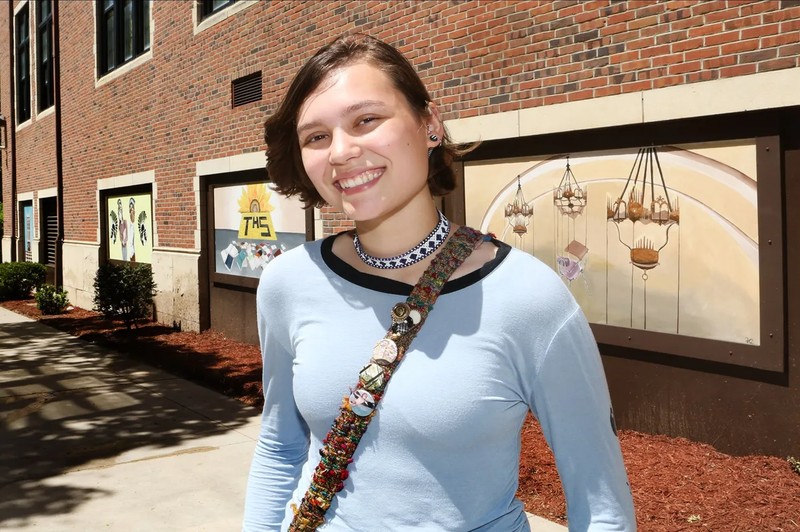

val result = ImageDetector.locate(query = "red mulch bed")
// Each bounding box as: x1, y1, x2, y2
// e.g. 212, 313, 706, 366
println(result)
3, 300, 799, 530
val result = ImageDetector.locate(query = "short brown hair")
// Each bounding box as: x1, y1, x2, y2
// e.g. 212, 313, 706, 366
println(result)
265, 33, 468, 209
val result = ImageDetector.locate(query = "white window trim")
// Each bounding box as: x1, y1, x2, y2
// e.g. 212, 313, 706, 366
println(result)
17, 192, 35, 239
38, 186, 57, 198
194, 150, 264, 250
96, 170, 157, 246
195, 151, 265, 177
97, 169, 155, 191
37, 104, 55, 120
95, 50, 153, 87
193, 0, 258, 35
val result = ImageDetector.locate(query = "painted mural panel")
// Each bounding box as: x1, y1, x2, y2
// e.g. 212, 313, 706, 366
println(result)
107, 193, 154, 263
213, 183, 306, 279
464, 140, 759, 346
22, 203, 33, 262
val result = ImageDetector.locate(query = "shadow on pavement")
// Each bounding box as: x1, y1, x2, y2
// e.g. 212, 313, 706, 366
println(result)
0, 318, 258, 527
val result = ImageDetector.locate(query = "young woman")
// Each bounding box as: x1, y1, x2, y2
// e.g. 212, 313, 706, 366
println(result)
243, 34, 636, 531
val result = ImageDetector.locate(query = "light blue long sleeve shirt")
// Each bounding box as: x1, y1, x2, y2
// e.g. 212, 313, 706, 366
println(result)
243, 236, 636, 531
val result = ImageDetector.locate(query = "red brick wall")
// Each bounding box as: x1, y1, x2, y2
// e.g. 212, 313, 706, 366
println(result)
320, 205, 355, 235
1, 2, 58, 242
1, 0, 799, 244
253, 0, 800, 118
1, 4, 11, 240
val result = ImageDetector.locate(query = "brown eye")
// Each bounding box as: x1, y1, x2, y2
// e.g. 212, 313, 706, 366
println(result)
303, 134, 327, 146
358, 116, 381, 127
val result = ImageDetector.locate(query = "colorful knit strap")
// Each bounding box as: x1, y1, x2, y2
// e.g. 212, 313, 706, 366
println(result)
288, 225, 485, 531
407, 225, 483, 319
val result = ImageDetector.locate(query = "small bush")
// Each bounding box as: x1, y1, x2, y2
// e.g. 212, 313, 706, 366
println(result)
35, 284, 70, 315
0, 262, 47, 300
93, 262, 157, 329
789, 456, 800, 475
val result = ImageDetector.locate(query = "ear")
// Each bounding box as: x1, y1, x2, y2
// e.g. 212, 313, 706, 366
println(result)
424, 102, 444, 148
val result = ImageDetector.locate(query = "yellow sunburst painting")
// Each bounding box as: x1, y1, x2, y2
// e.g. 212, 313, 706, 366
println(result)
237, 184, 275, 214
237, 183, 277, 241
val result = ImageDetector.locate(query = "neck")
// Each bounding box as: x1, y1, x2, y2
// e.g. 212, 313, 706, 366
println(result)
354, 197, 440, 259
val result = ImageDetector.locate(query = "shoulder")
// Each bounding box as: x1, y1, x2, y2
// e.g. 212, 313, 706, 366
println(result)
261, 239, 322, 276
485, 244, 581, 331
256, 239, 325, 296
500, 246, 575, 303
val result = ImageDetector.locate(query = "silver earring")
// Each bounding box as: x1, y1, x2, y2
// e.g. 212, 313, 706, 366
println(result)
429, 134, 439, 142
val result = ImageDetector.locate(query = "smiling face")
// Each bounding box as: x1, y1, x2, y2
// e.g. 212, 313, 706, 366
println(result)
296, 61, 442, 223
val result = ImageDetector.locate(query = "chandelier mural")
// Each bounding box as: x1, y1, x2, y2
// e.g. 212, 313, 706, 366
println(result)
505, 174, 533, 243
607, 146, 680, 328
553, 156, 588, 283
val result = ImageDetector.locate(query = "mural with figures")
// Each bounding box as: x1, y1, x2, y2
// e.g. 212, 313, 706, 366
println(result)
107, 193, 153, 264
464, 140, 760, 346
213, 183, 306, 279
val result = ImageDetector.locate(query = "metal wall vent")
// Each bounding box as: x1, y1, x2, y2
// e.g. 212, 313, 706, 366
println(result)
232, 72, 262, 107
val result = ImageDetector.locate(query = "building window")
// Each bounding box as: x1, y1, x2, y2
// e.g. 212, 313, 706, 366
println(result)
36, 0, 54, 111
15, 4, 31, 123
97, 0, 151, 76
198, 0, 237, 20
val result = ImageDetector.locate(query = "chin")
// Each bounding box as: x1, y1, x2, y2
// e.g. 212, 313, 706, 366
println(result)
339, 196, 397, 223
344, 209, 385, 224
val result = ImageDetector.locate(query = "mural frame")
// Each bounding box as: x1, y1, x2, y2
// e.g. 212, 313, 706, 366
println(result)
462, 135, 786, 372
100, 185, 154, 265
205, 169, 314, 291
591, 136, 785, 371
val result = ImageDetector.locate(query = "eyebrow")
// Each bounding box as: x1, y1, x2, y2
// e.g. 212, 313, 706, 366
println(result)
296, 100, 388, 135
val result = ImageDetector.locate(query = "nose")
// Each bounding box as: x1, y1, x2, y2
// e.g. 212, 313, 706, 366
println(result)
328, 128, 360, 165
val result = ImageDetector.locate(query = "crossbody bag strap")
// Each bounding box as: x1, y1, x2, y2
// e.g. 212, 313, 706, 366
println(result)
289, 225, 486, 531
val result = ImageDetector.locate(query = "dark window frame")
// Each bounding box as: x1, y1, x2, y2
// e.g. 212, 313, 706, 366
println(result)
39, 196, 58, 267
203, 169, 314, 291
198, 0, 237, 21
97, 0, 151, 77
36, 0, 54, 112
15, 4, 31, 123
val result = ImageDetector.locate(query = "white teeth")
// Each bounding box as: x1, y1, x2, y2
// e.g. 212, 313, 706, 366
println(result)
338, 170, 382, 190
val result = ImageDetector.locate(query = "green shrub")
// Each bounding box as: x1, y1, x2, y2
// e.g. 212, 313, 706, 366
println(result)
789, 456, 800, 475
0, 262, 47, 300
35, 284, 70, 315
93, 262, 157, 329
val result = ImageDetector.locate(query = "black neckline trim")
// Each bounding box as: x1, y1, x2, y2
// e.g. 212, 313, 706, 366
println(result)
320, 232, 511, 296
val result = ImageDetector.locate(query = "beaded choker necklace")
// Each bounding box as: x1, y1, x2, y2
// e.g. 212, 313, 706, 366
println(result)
352, 210, 450, 269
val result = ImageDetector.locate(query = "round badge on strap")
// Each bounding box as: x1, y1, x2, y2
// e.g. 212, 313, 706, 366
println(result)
372, 338, 398, 364
348, 389, 376, 417
359, 363, 385, 391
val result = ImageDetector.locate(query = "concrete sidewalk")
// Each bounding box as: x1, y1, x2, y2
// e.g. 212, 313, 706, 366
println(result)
0, 306, 565, 531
